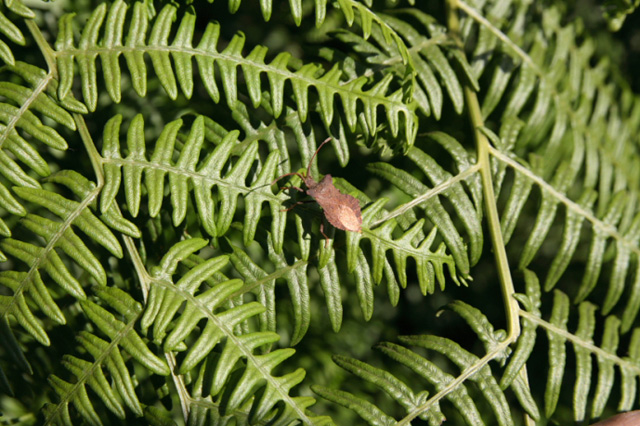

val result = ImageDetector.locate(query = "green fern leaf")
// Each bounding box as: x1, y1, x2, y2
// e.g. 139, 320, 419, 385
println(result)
21, 214, 106, 284
500, 271, 540, 389
399, 337, 513, 425
45, 325, 148, 424
319, 307, 528, 426
333, 354, 443, 424
203, 0, 414, 60
8, 61, 88, 114
0, 272, 51, 345
61, 355, 126, 419
143, 406, 177, 426
502, 271, 640, 422
337, 0, 414, 68
0, 8, 24, 65
47, 375, 104, 426
367, 158, 473, 275
81, 300, 169, 375
141, 240, 229, 340
228, 242, 279, 334
227, 192, 462, 343
312, 385, 396, 426
13, 186, 122, 257
78, 331, 144, 415
0, 169, 140, 348
134, 238, 330, 425
334, 8, 476, 120
101, 114, 288, 249
267, 236, 312, 343
458, 2, 640, 344
0, 61, 86, 249
375, 342, 484, 426
54, 1, 416, 145
2, 0, 35, 18
0, 63, 71, 187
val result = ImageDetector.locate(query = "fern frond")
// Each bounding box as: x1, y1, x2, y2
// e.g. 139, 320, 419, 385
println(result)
228, 194, 462, 344
349, 197, 464, 290
0, 61, 87, 259
332, 7, 476, 120
0, 65, 69, 179
462, 0, 640, 191
101, 113, 288, 250
1, 0, 34, 19
456, 0, 640, 331
311, 384, 397, 426
0, 69, 70, 152
0, 7, 26, 65
368, 133, 483, 276
136, 238, 333, 425
316, 272, 640, 424
0, 170, 138, 346
315, 282, 620, 424
54, 1, 417, 145
318, 354, 444, 425
44, 287, 164, 425
203, 0, 416, 66
314, 310, 524, 426
383, 10, 477, 117
226, 100, 356, 173
492, 143, 640, 331
502, 270, 640, 422
336, 0, 415, 69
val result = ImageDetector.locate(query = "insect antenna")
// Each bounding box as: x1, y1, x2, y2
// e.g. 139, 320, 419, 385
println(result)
270, 171, 306, 186
306, 137, 332, 179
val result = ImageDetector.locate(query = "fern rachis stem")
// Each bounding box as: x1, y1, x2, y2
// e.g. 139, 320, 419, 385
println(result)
447, 0, 520, 341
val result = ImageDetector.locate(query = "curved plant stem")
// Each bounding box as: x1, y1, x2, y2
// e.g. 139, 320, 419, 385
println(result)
121, 235, 192, 420
398, 340, 513, 425
396, 3, 523, 424
0, 21, 56, 153
446, 0, 520, 341
25, 20, 58, 78
74, 114, 105, 188
370, 164, 480, 228
454, 0, 542, 74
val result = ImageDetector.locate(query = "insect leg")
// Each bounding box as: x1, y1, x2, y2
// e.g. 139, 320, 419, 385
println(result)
270, 172, 306, 186
280, 185, 305, 193
281, 200, 314, 212
319, 220, 330, 248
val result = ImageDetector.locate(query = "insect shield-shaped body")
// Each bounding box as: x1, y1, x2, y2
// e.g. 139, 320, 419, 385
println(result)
272, 138, 362, 244
305, 174, 362, 233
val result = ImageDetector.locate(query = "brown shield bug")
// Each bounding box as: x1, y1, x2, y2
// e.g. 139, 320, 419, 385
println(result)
272, 138, 362, 245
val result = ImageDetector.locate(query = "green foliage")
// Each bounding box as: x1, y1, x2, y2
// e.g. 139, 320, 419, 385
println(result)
1, 0, 640, 425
